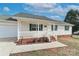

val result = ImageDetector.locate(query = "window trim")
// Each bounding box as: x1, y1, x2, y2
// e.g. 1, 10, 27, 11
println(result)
29, 24, 43, 31
29, 24, 38, 31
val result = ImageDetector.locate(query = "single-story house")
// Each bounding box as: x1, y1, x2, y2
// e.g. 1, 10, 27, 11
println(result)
0, 13, 73, 44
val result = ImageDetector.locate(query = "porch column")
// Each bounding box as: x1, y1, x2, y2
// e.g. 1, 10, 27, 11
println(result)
47, 24, 51, 42
37, 21, 39, 38
17, 20, 22, 41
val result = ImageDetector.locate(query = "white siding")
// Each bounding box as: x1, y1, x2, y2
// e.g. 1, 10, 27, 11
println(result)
19, 21, 72, 39
52, 25, 72, 35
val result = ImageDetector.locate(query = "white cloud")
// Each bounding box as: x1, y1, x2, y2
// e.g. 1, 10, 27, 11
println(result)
49, 5, 66, 16
49, 5, 79, 16
67, 5, 79, 10
29, 3, 57, 9
3, 7, 10, 12
49, 5, 79, 20
24, 3, 79, 20
26, 3, 66, 16
24, 3, 56, 15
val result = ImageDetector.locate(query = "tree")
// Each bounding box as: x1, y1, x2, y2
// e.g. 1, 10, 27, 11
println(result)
64, 9, 79, 32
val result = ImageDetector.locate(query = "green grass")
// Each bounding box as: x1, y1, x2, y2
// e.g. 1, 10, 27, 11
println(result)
10, 36, 79, 56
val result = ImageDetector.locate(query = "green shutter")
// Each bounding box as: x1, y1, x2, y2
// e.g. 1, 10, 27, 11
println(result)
55, 25, 58, 31
39, 24, 43, 31
29, 24, 31, 31
51, 25, 53, 31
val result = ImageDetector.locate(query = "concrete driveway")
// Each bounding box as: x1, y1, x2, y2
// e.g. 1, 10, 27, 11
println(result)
0, 37, 17, 42
11, 41, 67, 54
0, 41, 67, 56
0, 37, 17, 56
0, 42, 16, 56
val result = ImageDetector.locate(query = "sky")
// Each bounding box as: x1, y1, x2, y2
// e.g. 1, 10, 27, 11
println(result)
0, 3, 79, 21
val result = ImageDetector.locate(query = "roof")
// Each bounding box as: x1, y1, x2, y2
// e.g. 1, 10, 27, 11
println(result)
0, 15, 17, 21
14, 13, 73, 26
14, 13, 54, 21
0, 13, 73, 26
0, 15, 10, 20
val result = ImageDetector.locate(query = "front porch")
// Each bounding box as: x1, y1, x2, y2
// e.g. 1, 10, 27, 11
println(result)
16, 17, 57, 45
16, 36, 56, 45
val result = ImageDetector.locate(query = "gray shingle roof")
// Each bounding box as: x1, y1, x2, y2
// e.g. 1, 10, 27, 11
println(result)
0, 15, 17, 21
0, 13, 73, 26
14, 13, 53, 21
14, 13, 73, 26
0, 15, 10, 20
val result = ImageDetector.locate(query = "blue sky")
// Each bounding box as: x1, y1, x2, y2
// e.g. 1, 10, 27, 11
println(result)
0, 3, 79, 21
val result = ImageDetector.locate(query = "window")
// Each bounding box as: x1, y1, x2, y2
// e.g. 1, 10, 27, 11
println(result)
51, 25, 58, 31
55, 25, 58, 31
39, 24, 43, 31
29, 24, 43, 31
44, 25, 47, 27
65, 26, 69, 31
51, 25, 53, 31
29, 24, 38, 31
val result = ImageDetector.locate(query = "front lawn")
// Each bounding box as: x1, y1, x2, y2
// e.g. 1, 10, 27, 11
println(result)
10, 36, 79, 56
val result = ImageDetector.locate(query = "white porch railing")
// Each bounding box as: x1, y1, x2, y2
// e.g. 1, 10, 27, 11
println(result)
19, 31, 48, 38
18, 31, 57, 40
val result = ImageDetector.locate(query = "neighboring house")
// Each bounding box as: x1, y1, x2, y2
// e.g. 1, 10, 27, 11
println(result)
0, 13, 73, 44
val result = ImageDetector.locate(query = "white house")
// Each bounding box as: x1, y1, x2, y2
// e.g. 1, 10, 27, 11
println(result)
0, 13, 73, 44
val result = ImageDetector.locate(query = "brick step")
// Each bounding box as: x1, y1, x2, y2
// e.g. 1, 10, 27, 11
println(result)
16, 37, 49, 45
16, 36, 56, 45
